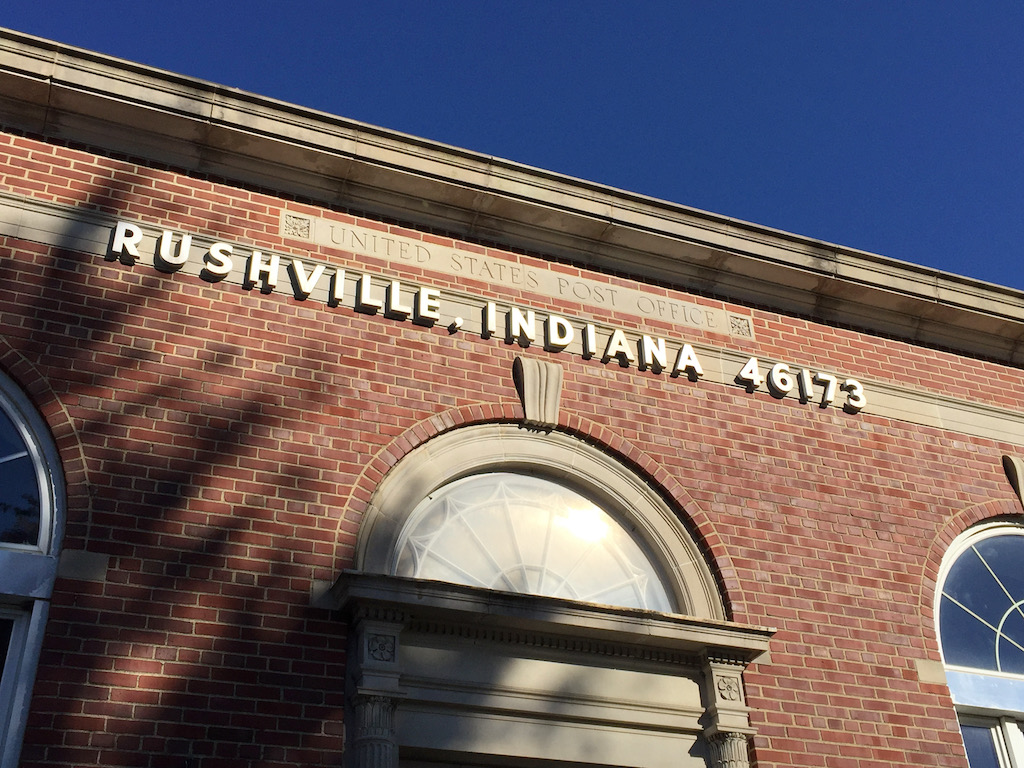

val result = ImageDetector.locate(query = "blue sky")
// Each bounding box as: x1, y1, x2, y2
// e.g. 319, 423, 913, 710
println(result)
4, 2, 1024, 289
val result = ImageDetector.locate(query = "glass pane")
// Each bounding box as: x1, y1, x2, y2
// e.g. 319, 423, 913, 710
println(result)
0, 618, 12, 666
998, 609, 1024, 675
960, 724, 1001, 768
0, 408, 40, 545
941, 593, 999, 670
941, 535, 1024, 674
977, 538, 1024, 604
945, 548, 1014, 628
395, 473, 673, 611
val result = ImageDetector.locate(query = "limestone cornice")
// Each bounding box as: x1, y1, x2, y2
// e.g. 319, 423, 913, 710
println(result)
332, 571, 774, 665
2, 28, 1024, 362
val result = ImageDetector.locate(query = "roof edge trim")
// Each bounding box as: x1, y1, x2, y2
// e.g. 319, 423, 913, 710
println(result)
2, 28, 1022, 362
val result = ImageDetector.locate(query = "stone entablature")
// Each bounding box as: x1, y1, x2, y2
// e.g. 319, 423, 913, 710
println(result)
335, 573, 773, 768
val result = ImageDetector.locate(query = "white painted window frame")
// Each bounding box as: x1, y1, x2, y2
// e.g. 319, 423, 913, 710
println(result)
937, 523, 1024, 768
0, 372, 64, 768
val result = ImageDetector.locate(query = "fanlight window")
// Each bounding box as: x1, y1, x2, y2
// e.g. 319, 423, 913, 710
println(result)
940, 532, 1024, 674
394, 472, 672, 612
0, 407, 41, 547
938, 526, 1024, 768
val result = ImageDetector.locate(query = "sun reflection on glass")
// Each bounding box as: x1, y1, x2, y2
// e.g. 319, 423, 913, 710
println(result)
395, 472, 672, 612
555, 506, 609, 543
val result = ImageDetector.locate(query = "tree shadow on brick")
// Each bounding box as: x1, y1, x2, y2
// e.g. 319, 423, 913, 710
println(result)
2, 145, 357, 768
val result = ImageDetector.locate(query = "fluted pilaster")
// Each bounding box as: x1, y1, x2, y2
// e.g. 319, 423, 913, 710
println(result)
352, 694, 398, 768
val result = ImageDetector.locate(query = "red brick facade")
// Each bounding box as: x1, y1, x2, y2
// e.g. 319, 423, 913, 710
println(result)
1, 34, 1020, 768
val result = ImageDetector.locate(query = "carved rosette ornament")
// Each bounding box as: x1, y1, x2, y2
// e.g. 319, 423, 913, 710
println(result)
367, 633, 396, 663
716, 676, 742, 702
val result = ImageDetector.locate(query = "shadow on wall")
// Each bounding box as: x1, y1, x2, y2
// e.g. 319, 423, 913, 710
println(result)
3, 148, 730, 768
5, 161, 363, 768
384, 631, 715, 768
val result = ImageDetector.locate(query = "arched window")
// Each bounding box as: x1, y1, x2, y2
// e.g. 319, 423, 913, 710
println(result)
394, 471, 673, 612
938, 523, 1024, 767
357, 423, 723, 620
0, 404, 43, 546
0, 371, 64, 768
338, 424, 772, 768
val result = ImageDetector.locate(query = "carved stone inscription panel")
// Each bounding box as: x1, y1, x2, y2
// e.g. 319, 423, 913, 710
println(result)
281, 212, 744, 337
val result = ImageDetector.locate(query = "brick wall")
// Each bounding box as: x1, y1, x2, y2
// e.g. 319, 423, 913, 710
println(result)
1, 130, 1008, 766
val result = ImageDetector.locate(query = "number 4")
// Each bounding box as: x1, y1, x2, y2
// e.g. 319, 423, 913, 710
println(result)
736, 357, 762, 389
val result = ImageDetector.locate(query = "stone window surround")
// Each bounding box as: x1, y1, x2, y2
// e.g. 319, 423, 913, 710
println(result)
336, 422, 775, 768
936, 521, 1024, 767
332, 573, 773, 768
355, 422, 723, 622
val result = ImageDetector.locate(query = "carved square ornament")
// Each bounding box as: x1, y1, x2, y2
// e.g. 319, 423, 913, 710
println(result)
367, 633, 396, 663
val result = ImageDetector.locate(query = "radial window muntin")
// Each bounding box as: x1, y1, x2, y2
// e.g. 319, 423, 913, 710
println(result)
938, 523, 1024, 677
357, 424, 726, 621
394, 471, 673, 612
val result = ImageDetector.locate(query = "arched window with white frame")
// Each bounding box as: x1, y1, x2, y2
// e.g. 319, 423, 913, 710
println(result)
937, 522, 1024, 767
0, 370, 65, 768
336, 423, 772, 768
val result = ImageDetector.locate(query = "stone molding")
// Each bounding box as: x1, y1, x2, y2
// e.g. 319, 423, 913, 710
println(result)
6, 192, 1024, 450
3, 30, 1024, 363
3, 190, 1024, 445
335, 572, 771, 768
405, 616, 702, 668
352, 422, 726, 621
332, 573, 773, 662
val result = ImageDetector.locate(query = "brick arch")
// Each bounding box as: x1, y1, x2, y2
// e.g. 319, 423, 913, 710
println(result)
340, 404, 738, 620
340, 402, 521, 532
557, 410, 740, 619
918, 497, 1024, 633
0, 338, 90, 532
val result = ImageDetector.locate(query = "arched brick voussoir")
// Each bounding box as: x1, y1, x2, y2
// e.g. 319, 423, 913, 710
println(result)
339, 403, 523, 537
335, 403, 737, 621
0, 338, 91, 529
918, 497, 1023, 634
553, 411, 740, 621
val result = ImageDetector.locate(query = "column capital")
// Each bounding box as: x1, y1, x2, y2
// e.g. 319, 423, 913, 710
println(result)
707, 731, 751, 768
350, 694, 398, 768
